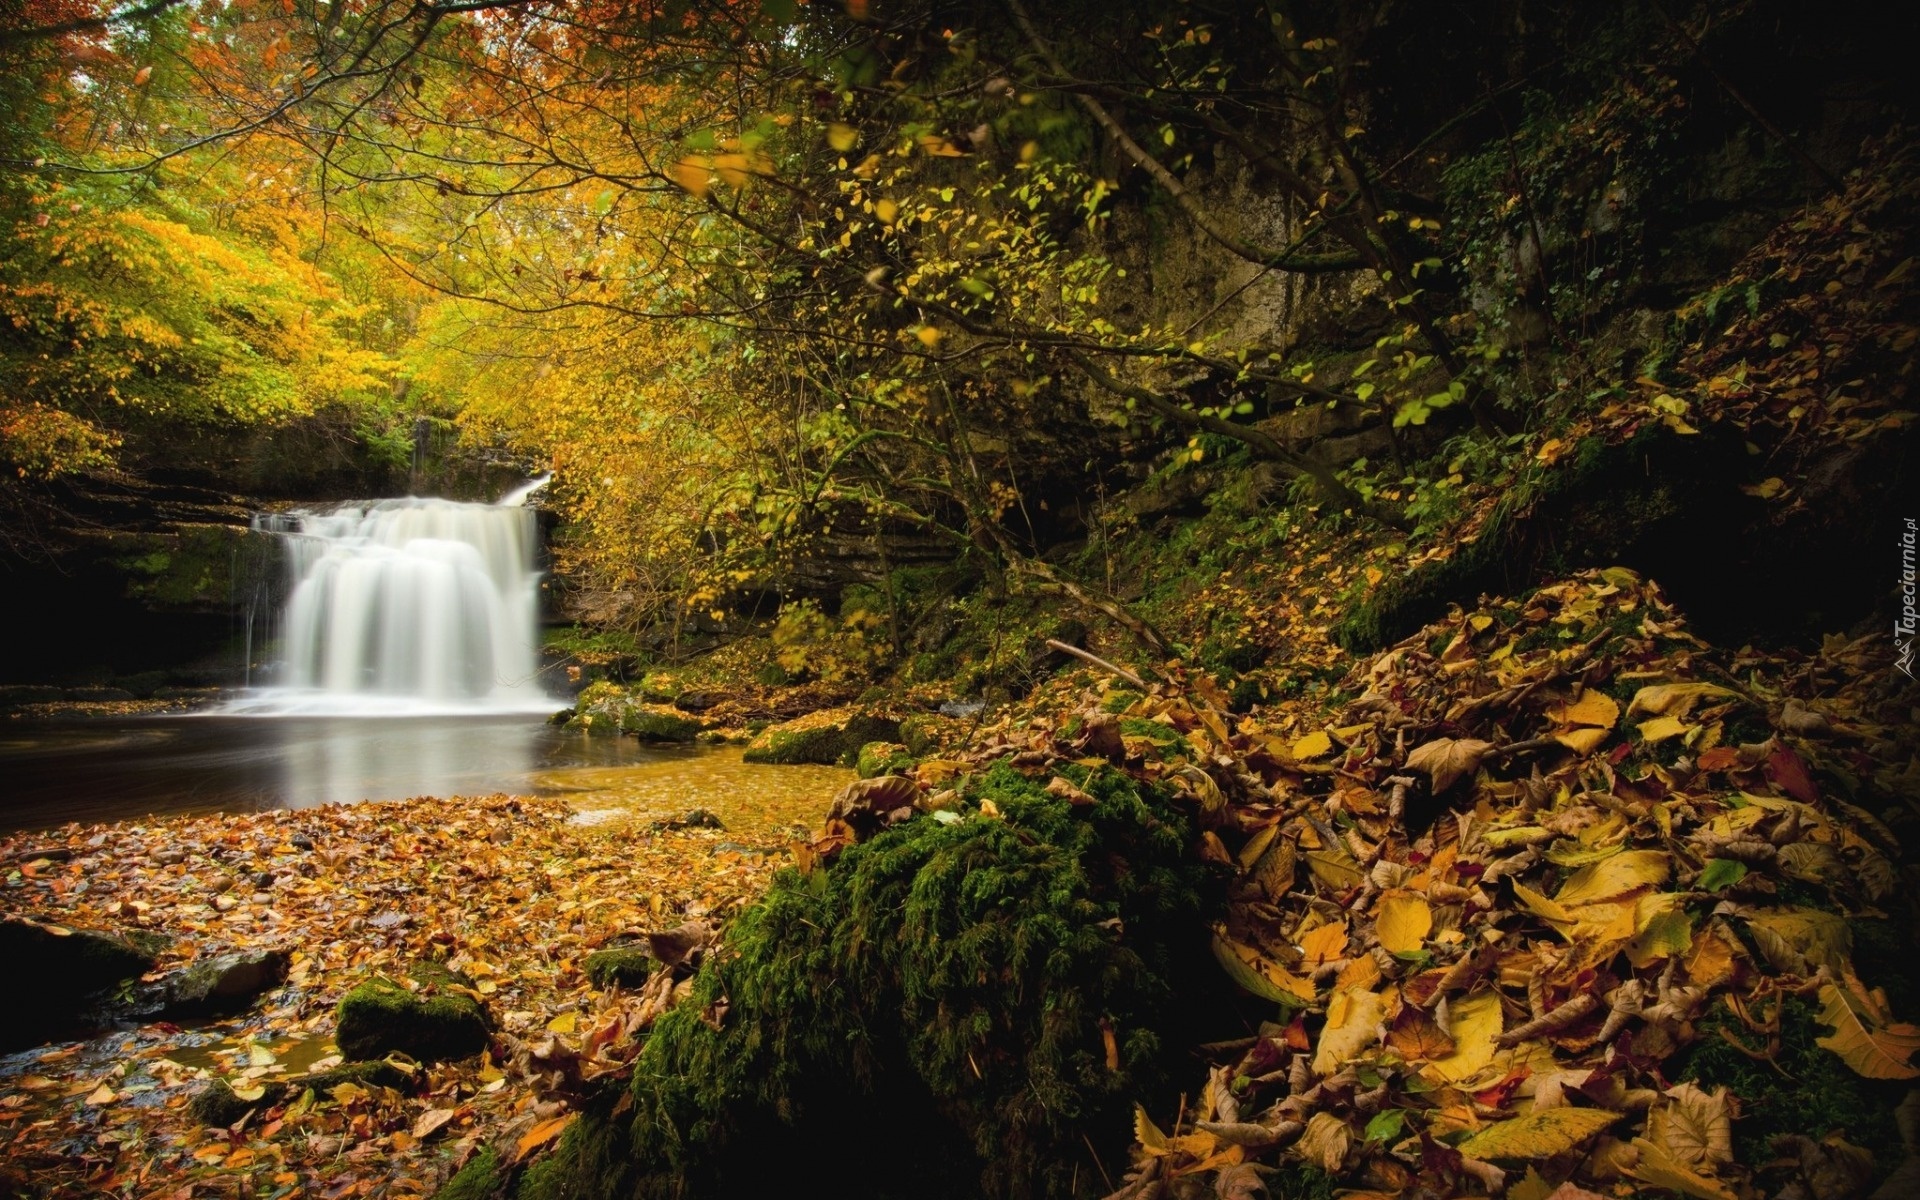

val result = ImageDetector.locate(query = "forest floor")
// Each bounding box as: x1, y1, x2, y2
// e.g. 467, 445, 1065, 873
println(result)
0, 794, 812, 1199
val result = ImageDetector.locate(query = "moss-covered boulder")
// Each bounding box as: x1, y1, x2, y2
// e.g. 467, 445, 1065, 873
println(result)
475, 760, 1230, 1200
619, 705, 705, 743
335, 962, 491, 1063
188, 1058, 416, 1126
1, 918, 161, 1048
741, 709, 900, 766
854, 740, 914, 779
584, 944, 657, 990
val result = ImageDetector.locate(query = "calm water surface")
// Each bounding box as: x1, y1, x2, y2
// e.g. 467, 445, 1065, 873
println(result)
0, 715, 851, 835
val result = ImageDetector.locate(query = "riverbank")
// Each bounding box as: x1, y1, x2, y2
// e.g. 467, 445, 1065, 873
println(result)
0, 792, 820, 1198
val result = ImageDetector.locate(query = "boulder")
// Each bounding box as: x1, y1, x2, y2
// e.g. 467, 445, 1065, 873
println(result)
159, 949, 289, 1017
334, 962, 490, 1063
855, 741, 915, 779
742, 709, 900, 766
584, 943, 657, 990
1, 918, 161, 1048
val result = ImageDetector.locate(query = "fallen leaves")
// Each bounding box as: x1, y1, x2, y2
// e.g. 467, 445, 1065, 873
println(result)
1456, 1106, 1619, 1161
1815, 974, 1920, 1080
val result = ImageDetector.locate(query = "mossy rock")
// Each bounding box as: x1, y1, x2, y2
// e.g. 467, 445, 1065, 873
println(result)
619, 705, 705, 743
897, 713, 945, 756
584, 945, 656, 990
499, 760, 1234, 1200
855, 741, 915, 779
187, 1079, 260, 1127
1, 919, 161, 1048
742, 710, 900, 766
335, 962, 491, 1063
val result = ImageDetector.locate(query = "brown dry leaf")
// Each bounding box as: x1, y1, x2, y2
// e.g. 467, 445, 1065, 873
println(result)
1298, 1111, 1351, 1172
413, 1108, 457, 1140
1385, 1004, 1457, 1061
1405, 737, 1495, 792
1645, 1083, 1733, 1167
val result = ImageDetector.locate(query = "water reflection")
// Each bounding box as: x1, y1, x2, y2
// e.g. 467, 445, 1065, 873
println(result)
0, 716, 851, 836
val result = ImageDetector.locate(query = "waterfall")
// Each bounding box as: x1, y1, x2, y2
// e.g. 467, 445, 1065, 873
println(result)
224, 493, 554, 715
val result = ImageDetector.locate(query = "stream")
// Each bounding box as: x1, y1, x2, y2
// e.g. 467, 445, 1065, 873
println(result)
0, 715, 851, 835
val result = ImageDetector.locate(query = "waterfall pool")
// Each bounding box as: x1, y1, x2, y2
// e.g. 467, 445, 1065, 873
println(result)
0, 716, 851, 836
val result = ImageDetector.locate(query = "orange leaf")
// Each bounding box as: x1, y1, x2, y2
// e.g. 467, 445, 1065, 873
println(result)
515, 1114, 576, 1162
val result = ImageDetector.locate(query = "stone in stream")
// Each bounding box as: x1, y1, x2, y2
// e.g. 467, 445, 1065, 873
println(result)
334, 962, 491, 1063
0, 918, 164, 1048
157, 949, 290, 1017
188, 1058, 417, 1126
741, 709, 900, 766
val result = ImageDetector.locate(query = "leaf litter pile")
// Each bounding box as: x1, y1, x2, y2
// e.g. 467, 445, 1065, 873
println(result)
0, 795, 799, 1198
897, 568, 1915, 1200
4, 565, 1917, 1200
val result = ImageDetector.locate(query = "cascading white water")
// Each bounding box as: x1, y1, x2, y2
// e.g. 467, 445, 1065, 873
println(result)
226, 487, 554, 715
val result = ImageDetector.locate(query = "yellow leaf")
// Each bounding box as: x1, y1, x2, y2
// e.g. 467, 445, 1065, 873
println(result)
230, 1081, 267, 1101
825, 123, 858, 152
875, 198, 898, 224
1291, 730, 1334, 760
1375, 893, 1432, 954
669, 156, 710, 197
1212, 933, 1315, 1003
1134, 1104, 1171, 1155
1553, 849, 1669, 906
1626, 894, 1694, 968
1626, 682, 1736, 720
914, 325, 943, 348
248, 1041, 277, 1068
1637, 715, 1692, 743
1741, 908, 1852, 974
1551, 691, 1620, 729
1511, 881, 1573, 922
1816, 979, 1920, 1079
83, 1084, 117, 1106
1455, 1106, 1619, 1160
547, 1011, 578, 1035
1298, 921, 1348, 967
1313, 986, 1387, 1075
1629, 1137, 1739, 1200
1304, 846, 1364, 890
1425, 992, 1502, 1083
1553, 726, 1610, 755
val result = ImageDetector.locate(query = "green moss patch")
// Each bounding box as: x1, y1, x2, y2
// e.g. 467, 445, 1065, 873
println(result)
584, 946, 657, 990
335, 963, 491, 1063
855, 740, 915, 779
742, 711, 901, 766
